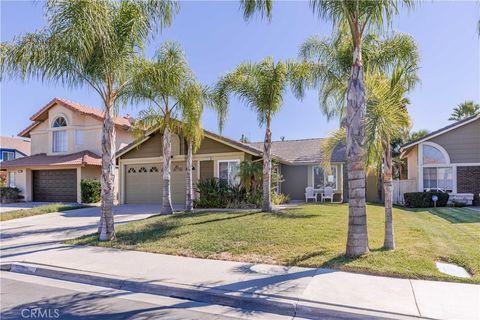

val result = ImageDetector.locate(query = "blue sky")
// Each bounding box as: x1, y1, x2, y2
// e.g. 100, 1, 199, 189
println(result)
1, 1, 479, 142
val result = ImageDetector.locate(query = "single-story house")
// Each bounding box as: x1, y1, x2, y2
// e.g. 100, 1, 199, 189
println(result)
400, 114, 480, 205
116, 126, 380, 205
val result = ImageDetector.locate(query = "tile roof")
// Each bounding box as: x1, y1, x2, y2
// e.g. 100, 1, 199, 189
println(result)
0, 150, 101, 169
247, 138, 346, 164
0, 136, 31, 156
19, 97, 133, 137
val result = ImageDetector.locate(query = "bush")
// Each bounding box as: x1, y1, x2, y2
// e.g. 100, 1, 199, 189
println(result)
404, 191, 449, 208
0, 187, 21, 203
81, 179, 101, 203
271, 193, 290, 205
194, 178, 257, 209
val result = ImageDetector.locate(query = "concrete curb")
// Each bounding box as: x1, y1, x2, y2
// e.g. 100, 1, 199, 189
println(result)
1, 263, 427, 320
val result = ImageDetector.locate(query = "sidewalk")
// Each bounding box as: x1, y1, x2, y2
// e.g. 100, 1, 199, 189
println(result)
3, 244, 479, 320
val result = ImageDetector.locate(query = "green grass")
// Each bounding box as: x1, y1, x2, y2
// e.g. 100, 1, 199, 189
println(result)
0, 203, 90, 221
67, 204, 480, 283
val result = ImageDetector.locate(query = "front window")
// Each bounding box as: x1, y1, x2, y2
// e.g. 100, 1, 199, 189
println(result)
313, 165, 338, 190
423, 145, 447, 165
52, 116, 68, 152
218, 160, 240, 186
423, 167, 453, 192
2, 151, 14, 162
8, 172, 15, 187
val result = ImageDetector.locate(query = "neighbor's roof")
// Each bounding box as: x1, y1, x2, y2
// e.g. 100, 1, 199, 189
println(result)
0, 150, 101, 169
247, 138, 346, 164
401, 113, 480, 152
19, 97, 133, 137
0, 136, 31, 156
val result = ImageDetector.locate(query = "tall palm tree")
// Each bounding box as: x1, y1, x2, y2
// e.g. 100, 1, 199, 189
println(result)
448, 101, 480, 121
322, 67, 413, 250
214, 58, 307, 212
0, 0, 178, 241
129, 42, 207, 215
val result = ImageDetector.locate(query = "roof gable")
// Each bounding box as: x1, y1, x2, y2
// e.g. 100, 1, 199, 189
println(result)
0, 136, 31, 156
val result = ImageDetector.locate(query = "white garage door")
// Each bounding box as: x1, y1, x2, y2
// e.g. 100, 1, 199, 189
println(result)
125, 162, 187, 204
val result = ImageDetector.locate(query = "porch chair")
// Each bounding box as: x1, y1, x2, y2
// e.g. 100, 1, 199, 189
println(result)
305, 187, 317, 203
322, 186, 334, 203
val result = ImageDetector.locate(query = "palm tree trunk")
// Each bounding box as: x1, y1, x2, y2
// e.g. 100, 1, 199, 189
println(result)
161, 125, 174, 214
377, 164, 383, 202
345, 45, 369, 257
383, 143, 395, 249
185, 140, 194, 213
262, 116, 272, 212
98, 100, 116, 241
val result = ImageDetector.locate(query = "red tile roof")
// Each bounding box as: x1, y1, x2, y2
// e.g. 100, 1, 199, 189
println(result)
0, 136, 31, 156
19, 97, 133, 137
0, 150, 101, 169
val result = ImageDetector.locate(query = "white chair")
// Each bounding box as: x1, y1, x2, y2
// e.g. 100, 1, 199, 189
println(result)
322, 186, 334, 203
305, 187, 317, 203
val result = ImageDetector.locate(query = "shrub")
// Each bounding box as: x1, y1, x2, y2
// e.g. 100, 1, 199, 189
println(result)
81, 179, 101, 203
0, 187, 21, 203
271, 193, 290, 205
194, 178, 257, 209
404, 191, 449, 208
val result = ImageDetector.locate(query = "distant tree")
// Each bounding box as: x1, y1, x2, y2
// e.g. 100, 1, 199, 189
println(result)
409, 129, 429, 141
448, 101, 480, 121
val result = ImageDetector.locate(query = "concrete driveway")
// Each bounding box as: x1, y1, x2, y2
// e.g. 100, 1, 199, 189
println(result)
0, 202, 60, 213
0, 204, 161, 260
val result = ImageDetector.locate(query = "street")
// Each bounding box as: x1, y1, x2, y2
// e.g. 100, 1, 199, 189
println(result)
1, 272, 293, 320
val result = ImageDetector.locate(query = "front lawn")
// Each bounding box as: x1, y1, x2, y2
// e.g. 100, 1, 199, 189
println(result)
67, 204, 480, 283
1, 203, 89, 221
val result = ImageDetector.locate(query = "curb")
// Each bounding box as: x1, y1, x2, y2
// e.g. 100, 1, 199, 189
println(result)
2, 263, 425, 320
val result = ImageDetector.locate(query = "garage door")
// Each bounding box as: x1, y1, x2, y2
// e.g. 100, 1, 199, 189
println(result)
125, 162, 187, 204
33, 169, 77, 202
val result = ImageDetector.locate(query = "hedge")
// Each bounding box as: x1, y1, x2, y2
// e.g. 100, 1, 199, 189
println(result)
404, 191, 449, 208
81, 179, 101, 203
0, 187, 21, 203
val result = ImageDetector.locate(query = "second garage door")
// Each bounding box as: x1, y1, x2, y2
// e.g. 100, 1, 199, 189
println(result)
33, 169, 77, 202
124, 162, 188, 204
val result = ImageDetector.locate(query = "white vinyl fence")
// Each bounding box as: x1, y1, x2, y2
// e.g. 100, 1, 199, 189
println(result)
393, 179, 417, 205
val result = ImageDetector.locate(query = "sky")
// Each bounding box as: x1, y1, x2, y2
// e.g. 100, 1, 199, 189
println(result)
1, 1, 479, 143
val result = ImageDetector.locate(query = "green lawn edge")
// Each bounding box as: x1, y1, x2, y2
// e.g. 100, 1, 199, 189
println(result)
1, 203, 90, 221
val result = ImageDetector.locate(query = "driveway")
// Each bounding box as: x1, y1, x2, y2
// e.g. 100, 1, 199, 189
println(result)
0, 204, 160, 260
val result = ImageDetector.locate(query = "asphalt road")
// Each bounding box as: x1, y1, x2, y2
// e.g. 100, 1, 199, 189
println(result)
1, 272, 291, 320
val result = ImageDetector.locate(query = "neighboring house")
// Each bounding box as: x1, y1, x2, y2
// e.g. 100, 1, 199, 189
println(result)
0, 98, 134, 203
0, 136, 31, 187
400, 114, 480, 205
116, 127, 379, 205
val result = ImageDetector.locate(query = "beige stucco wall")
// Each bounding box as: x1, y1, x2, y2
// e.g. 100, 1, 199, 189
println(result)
407, 145, 418, 180
9, 168, 32, 201
29, 103, 133, 156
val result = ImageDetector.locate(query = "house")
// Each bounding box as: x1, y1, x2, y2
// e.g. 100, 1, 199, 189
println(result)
115, 126, 379, 205
400, 114, 480, 205
0, 98, 134, 203
0, 136, 31, 187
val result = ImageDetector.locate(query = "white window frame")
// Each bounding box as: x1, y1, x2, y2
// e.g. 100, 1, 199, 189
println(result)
418, 141, 456, 193
217, 160, 241, 185
8, 172, 15, 187
2, 151, 15, 162
52, 130, 68, 152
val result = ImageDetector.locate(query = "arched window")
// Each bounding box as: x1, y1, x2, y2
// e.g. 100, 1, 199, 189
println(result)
52, 116, 68, 152
422, 144, 448, 165
52, 116, 67, 128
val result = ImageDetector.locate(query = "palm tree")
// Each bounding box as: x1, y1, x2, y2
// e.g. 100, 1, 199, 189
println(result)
129, 42, 208, 215
214, 58, 307, 212
0, 0, 178, 241
322, 67, 412, 250
239, 160, 263, 196
448, 101, 480, 121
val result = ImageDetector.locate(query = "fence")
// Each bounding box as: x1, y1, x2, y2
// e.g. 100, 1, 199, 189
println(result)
392, 179, 417, 205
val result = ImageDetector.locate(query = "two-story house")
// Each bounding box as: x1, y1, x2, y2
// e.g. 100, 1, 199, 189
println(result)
0, 98, 134, 203
0, 136, 31, 187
